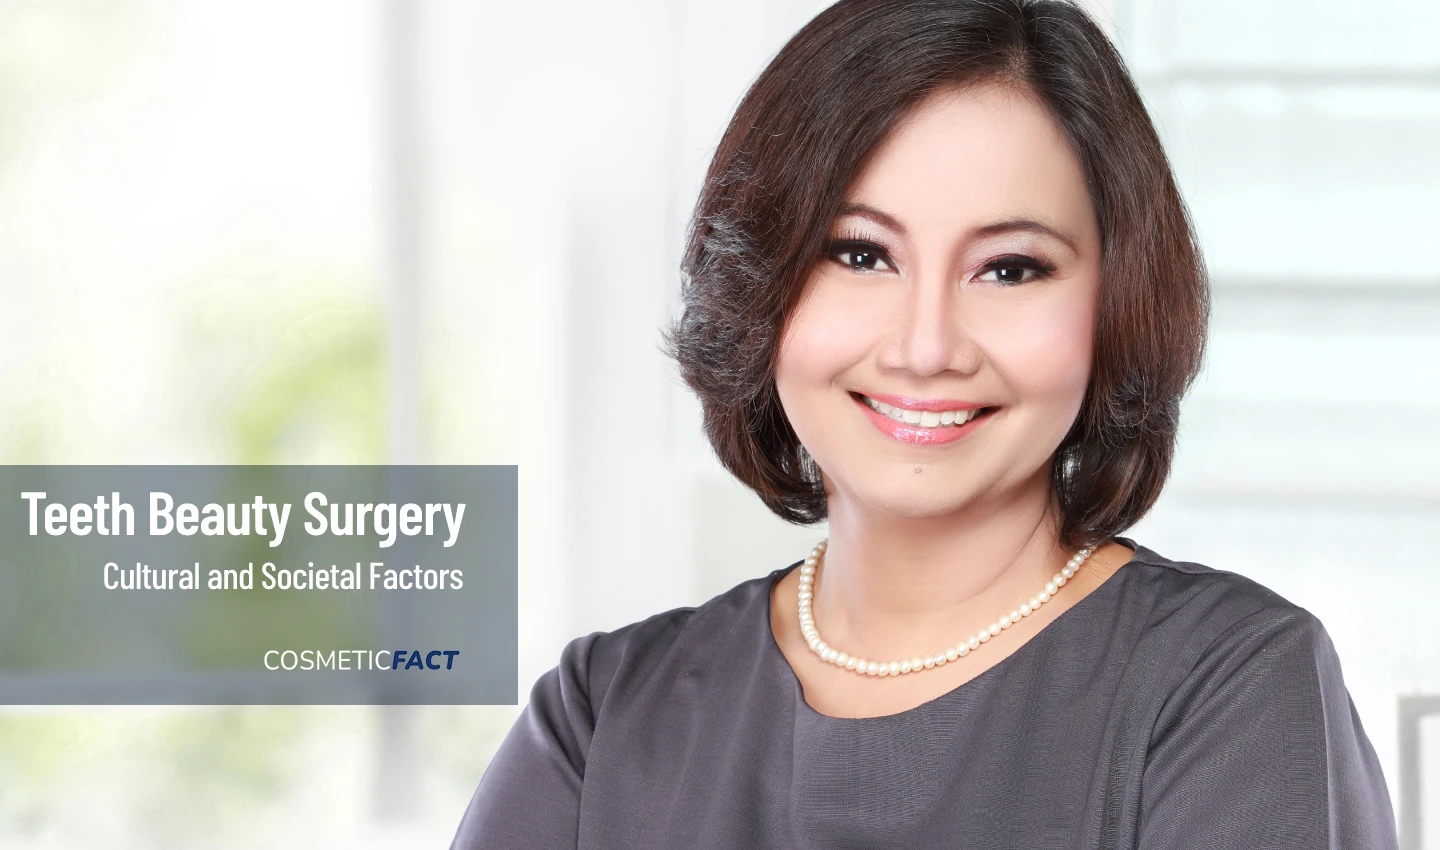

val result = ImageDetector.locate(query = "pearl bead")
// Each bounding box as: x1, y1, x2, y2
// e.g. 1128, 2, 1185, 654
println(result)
796, 539, 1097, 678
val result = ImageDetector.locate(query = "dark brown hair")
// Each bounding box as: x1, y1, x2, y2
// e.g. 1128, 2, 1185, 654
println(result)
663, 0, 1209, 549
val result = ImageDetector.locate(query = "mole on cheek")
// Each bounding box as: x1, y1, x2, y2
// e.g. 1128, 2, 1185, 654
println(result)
914, 467, 922, 473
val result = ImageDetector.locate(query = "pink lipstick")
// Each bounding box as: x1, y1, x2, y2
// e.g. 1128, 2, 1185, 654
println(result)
851, 392, 998, 446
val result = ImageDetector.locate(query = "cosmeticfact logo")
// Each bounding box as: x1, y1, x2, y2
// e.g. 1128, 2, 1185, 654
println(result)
263, 649, 461, 671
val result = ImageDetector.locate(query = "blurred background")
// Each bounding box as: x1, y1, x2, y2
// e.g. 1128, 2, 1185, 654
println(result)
0, 0, 1436, 846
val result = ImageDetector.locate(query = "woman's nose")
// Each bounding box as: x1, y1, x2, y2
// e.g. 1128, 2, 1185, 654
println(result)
877, 272, 980, 378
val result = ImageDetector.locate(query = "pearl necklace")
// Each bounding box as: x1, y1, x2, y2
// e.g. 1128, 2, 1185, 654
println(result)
797, 539, 1097, 677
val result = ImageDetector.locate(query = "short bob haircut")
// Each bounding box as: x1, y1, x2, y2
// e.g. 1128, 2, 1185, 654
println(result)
664, 0, 1209, 549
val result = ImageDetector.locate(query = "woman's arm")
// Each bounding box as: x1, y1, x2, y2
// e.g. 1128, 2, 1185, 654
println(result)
450, 633, 601, 850
1138, 606, 1399, 849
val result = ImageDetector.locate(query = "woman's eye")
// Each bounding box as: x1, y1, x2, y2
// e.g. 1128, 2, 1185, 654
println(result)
827, 240, 895, 273
976, 257, 1051, 286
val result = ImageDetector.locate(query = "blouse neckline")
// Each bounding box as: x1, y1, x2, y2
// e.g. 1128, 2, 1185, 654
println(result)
763, 535, 1147, 724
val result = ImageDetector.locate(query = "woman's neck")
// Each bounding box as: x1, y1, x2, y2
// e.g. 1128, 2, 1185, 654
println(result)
813, 478, 1074, 663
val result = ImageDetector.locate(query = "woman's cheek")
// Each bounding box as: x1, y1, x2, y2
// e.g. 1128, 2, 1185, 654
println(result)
782, 281, 889, 378
974, 288, 1095, 401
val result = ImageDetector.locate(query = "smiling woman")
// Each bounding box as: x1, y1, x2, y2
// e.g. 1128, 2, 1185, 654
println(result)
776, 82, 1103, 525
451, 1, 1400, 848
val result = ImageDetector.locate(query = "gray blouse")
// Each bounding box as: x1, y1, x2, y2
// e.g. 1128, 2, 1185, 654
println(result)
451, 536, 1399, 848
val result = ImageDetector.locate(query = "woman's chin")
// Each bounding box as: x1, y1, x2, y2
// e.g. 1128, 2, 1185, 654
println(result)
845, 482, 983, 521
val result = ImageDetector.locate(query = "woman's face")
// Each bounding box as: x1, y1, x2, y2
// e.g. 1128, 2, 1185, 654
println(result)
775, 81, 1103, 520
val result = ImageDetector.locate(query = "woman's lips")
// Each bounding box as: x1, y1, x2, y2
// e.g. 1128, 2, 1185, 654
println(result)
859, 391, 990, 412
851, 392, 997, 446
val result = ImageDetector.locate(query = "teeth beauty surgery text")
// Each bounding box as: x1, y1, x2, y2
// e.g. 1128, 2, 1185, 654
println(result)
19, 492, 467, 549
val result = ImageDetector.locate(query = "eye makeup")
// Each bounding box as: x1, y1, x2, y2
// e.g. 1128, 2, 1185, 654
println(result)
822, 225, 1060, 286
975, 253, 1058, 286
823, 226, 896, 273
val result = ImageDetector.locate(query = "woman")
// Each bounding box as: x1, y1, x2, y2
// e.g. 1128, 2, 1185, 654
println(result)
453, 0, 1399, 847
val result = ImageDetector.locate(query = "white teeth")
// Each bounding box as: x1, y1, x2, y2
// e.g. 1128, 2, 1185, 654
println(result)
861, 396, 985, 428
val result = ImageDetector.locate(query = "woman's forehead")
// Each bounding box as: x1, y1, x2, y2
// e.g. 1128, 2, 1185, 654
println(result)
841, 82, 1099, 245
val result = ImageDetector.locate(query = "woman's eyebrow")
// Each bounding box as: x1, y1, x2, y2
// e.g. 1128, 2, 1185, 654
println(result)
970, 218, 1080, 254
836, 202, 907, 234
836, 202, 1080, 254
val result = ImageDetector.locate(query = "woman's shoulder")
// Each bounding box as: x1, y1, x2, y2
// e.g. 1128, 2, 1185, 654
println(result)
1116, 535, 1326, 641
1117, 539, 1397, 846
553, 562, 792, 709
1112, 536, 1346, 704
